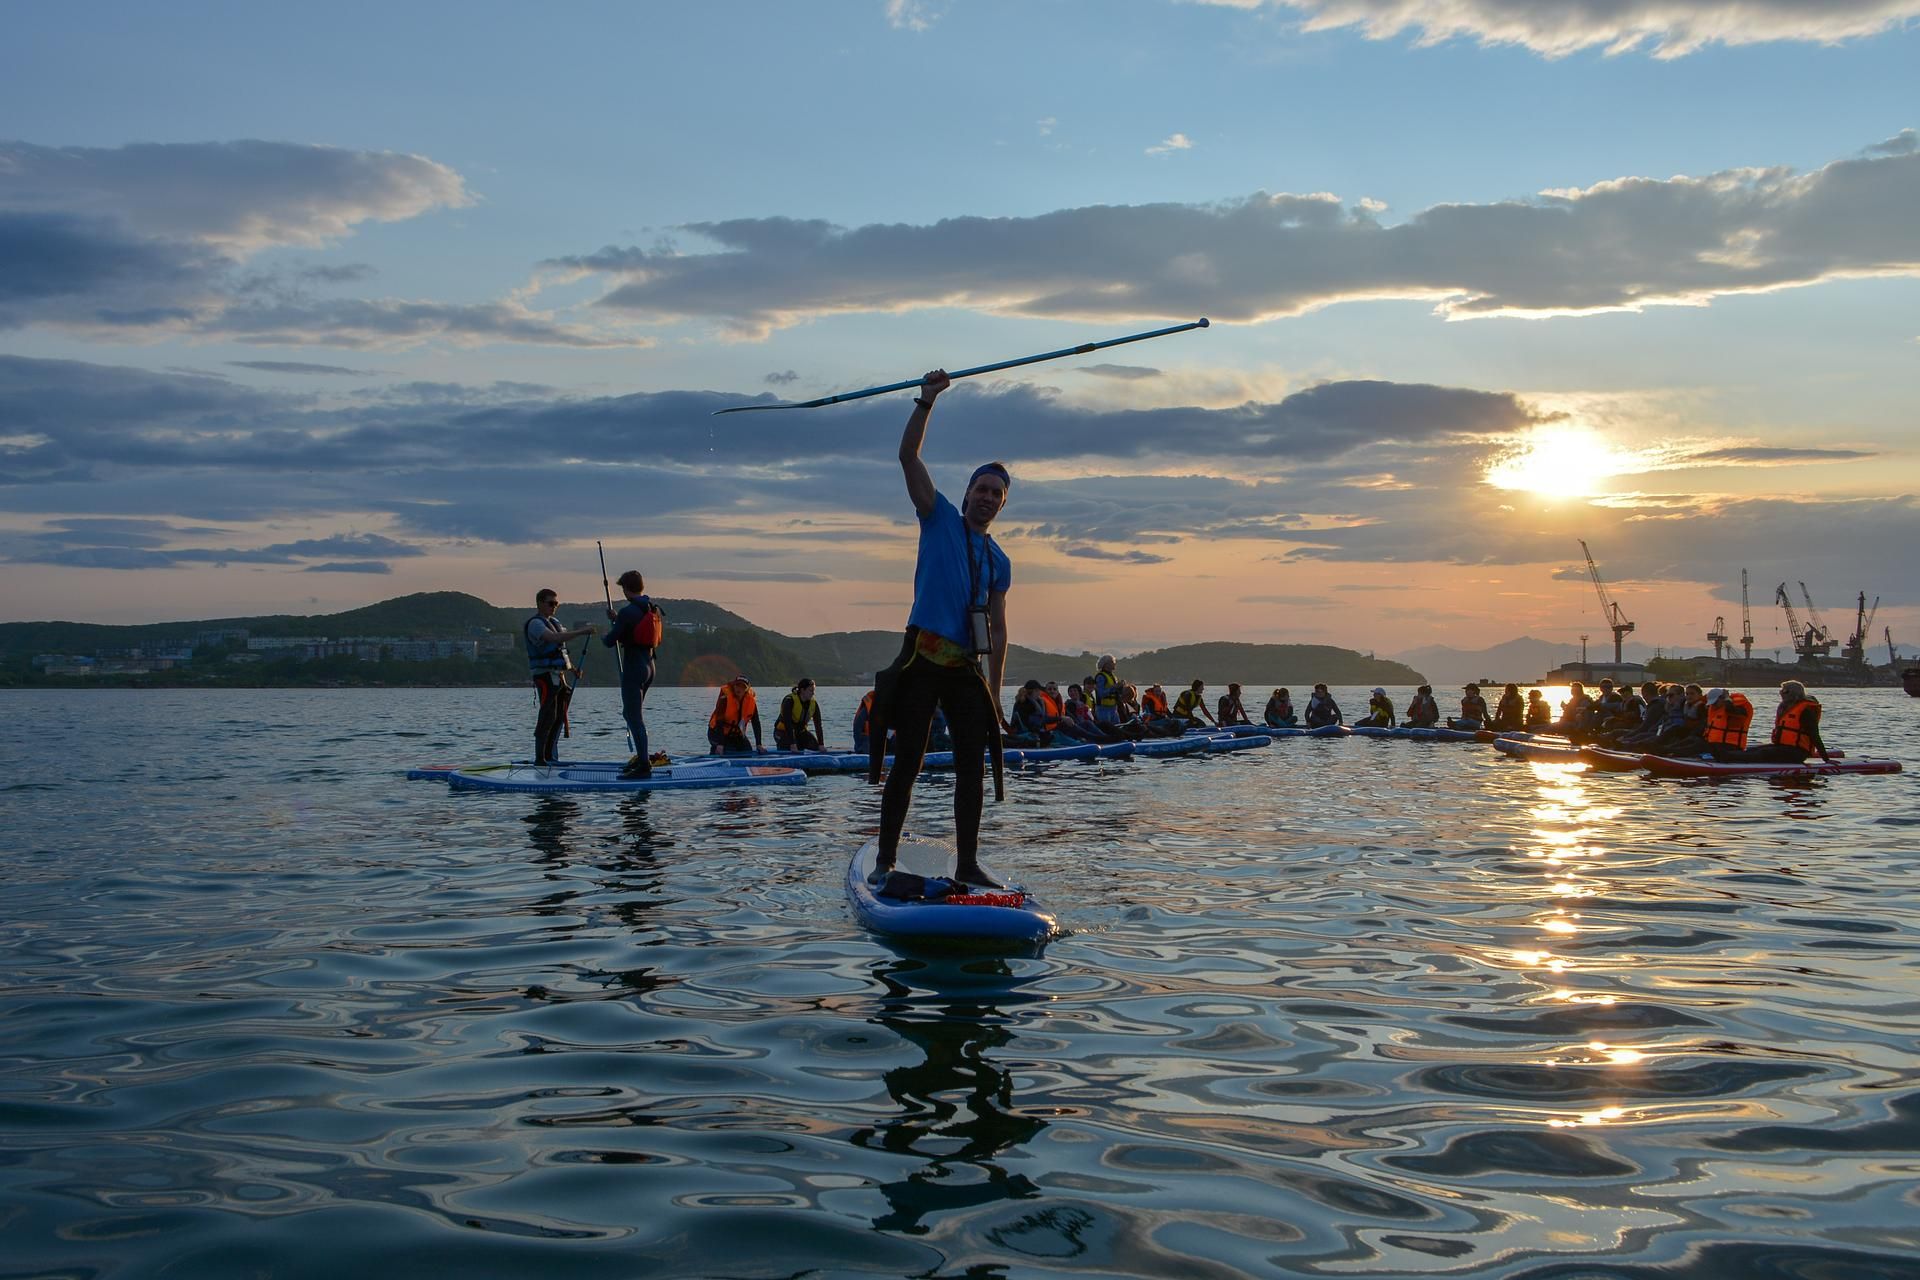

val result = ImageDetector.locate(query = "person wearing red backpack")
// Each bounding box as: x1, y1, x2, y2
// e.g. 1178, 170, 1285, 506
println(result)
603, 569, 664, 778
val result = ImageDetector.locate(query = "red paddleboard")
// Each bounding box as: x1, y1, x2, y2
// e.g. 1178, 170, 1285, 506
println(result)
1642, 756, 1901, 779
1579, 747, 1650, 772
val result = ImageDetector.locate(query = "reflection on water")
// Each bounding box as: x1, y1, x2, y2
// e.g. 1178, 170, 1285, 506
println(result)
2, 685, 1918, 1277
855, 958, 1047, 1237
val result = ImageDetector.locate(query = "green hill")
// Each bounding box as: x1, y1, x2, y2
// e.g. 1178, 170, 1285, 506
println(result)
0, 591, 1428, 689
1100, 642, 1425, 687
763, 628, 1092, 684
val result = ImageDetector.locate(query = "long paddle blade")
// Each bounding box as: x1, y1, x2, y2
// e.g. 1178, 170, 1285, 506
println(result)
711, 318, 1209, 415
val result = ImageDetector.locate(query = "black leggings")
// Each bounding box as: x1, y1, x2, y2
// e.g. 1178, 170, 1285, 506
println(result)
876, 637, 997, 862
532, 675, 572, 763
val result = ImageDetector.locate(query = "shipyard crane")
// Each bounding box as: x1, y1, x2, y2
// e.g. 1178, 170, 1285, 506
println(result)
1841, 591, 1879, 665
1799, 583, 1835, 654
1739, 569, 1756, 659
1775, 582, 1833, 660
1888, 626, 1900, 666
1707, 616, 1728, 661
1579, 540, 1635, 663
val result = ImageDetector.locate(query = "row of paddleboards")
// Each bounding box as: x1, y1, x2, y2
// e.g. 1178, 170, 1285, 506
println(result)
407, 728, 1272, 794
1491, 735, 1902, 778
1257, 723, 1491, 741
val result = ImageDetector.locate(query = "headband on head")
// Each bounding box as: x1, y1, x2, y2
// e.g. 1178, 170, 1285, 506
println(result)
968, 462, 1012, 492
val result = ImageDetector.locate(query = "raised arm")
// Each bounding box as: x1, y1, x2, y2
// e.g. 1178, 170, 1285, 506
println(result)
899, 369, 948, 518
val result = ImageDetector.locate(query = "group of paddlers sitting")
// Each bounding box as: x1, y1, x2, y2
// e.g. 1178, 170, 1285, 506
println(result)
707, 666, 1834, 766
1533, 677, 1833, 763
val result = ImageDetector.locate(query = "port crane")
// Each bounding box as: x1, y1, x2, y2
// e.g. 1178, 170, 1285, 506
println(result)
1888, 627, 1900, 666
1775, 582, 1834, 660
1579, 540, 1635, 663
1706, 616, 1728, 660
1739, 569, 1755, 659
1799, 584, 1836, 654
1841, 591, 1879, 666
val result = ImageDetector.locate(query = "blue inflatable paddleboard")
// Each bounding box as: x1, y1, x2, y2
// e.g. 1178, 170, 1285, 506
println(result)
1136, 736, 1211, 757
846, 835, 1057, 949
444, 762, 808, 793
1205, 733, 1271, 753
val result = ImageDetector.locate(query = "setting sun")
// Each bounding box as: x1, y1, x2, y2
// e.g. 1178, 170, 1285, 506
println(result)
1487, 428, 1631, 497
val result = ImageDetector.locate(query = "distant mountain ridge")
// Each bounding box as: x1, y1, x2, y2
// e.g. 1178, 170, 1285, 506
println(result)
2, 591, 1427, 687
1391, 635, 1712, 686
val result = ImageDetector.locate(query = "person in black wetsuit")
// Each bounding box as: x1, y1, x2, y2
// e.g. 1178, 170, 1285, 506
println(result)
1492, 684, 1525, 732
602, 569, 661, 778
1304, 683, 1342, 728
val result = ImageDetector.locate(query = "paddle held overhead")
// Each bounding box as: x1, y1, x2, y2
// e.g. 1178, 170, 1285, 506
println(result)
711, 319, 1210, 414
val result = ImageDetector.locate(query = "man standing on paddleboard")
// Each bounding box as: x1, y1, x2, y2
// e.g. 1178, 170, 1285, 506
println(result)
603, 569, 662, 779
868, 368, 1011, 887
525, 588, 595, 768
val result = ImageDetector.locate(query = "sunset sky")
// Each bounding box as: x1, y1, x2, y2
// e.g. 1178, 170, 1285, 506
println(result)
4, 1, 1917, 659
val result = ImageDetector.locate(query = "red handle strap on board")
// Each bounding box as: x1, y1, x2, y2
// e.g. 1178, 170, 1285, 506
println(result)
942, 892, 1025, 907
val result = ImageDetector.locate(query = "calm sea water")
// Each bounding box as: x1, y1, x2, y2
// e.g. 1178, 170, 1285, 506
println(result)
4, 684, 1919, 1279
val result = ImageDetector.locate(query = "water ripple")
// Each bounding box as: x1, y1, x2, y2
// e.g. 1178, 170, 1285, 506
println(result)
3, 685, 1918, 1277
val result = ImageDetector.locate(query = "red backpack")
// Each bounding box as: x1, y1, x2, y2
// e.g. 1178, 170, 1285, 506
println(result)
634, 606, 664, 648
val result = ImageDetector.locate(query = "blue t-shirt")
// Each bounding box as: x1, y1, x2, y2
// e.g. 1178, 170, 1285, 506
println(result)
907, 491, 1011, 648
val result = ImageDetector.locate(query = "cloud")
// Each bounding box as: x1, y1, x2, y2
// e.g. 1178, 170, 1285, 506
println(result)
1062, 545, 1173, 564
2, 517, 430, 572
1080, 363, 1162, 380
0, 139, 633, 350
0, 353, 1535, 564
301, 560, 392, 573
1198, 0, 1920, 58
683, 569, 833, 583
1682, 445, 1877, 464
884, 0, 940, 30
297, 263, 377, 284
0, 140, 469, 250
553, 135, 1920, 333
5, 354, 1913, 602
204, 295, 634, 350
229, 360, 375, 376
268, 533, 425, 560
764, 369, 800, 384
1146, 133, 1195, 157
1238, 594, 1333, 606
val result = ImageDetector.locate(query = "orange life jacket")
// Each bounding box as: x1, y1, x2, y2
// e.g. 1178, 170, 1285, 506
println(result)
710, 685, 757, 732
1772, 696, 1819, 752
1142, 688, 1169, 716
1704, 693, 1754, 747
1037, 689, 1063, 729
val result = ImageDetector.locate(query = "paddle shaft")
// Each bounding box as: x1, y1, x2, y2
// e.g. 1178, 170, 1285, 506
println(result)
712, 318, 1209, 414
598, 541, 635, 756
